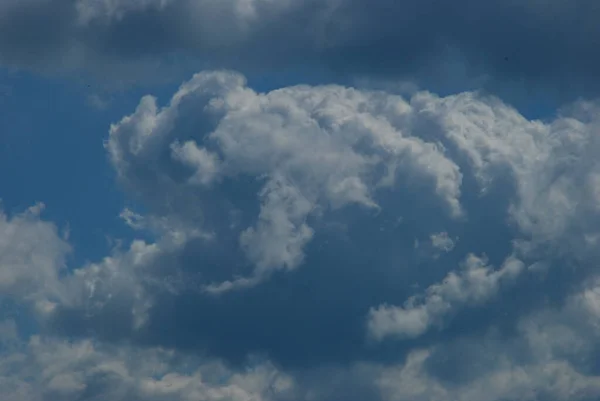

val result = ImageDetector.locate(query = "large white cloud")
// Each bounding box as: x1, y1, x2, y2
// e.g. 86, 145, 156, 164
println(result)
105, 71, 600, 289
89, 72, 600, 373
7, 71, 600, 399
106, 70, 464, 289
0, 203, 71, 311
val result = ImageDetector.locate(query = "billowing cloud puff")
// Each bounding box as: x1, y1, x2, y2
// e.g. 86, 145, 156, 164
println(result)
368, 254, 524, 340
105, 71, 600, 286
6, 71, 600, 400
40, 71, 600, 369
3, 0, 600, 98
0, 203, 70, 311
106, 70, 464, 287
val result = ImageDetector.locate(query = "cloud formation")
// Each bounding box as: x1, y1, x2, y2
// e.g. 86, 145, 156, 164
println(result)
0, 330, 295, 401
63, 73, 600, 366
6, 71, 600, 400
0, 203, 70, 310
3, 0, 600, 98
106, 70, 464, 288
368, 254, 525, 340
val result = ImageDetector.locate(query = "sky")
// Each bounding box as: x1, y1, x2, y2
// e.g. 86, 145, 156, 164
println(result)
3, 1, 600, 400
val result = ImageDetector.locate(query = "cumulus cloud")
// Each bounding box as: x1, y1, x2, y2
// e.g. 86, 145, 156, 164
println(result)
377, 347, 600, 401
69, 71, 600, 371
106, 70, 464, 289
351, 277, 600, 401
6, 275, 600, 401
0, 203, 70, 309
404, 93, 600, 260
0, 201, 203, 337
0, 331, 294, 401
238, 175, 315, 276
105, 71, 600, 290
368, 254, 525, 340
8, 70, 600, 400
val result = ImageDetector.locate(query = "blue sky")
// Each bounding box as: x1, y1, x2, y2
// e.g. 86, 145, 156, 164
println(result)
3, 1, 600, 401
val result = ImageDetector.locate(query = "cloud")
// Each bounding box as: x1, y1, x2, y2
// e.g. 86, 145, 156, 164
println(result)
48, 218, 209, 337
39, 71, 600, 372
6, 273, 600, 401
8, 71, 600, 399
377, 347, 600, 401
105, 71, 600, 288
2, 0, 600, 98
238, 175, 315, 277
106, 70, 464, 288
86, 93, 110, 110
0, 329, 294, 401
352, 276, 600, 401
367, 254, 524, 340
430, 232, 456, 253
0, 203, 71, 309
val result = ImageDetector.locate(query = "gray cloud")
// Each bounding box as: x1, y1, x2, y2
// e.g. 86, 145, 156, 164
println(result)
6, 72, 600, 399
36, 72, 600, 371
2, 0, 600, 99
105, 70, 464, 288
0, 203, 71, 311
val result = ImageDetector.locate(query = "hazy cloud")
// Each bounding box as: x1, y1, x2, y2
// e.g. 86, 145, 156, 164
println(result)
0, 332, 294, 401
430, 232, 456, 253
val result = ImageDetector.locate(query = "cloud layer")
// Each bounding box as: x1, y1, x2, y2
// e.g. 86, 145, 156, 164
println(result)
3, 0, 600, 98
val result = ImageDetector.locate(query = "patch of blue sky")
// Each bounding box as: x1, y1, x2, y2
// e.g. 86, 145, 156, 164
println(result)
0, 70, 136, 267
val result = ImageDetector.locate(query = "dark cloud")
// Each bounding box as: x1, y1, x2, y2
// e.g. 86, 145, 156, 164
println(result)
2, 0, 600, 101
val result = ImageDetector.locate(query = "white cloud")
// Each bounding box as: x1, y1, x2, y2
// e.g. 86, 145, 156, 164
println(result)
368, 254, 525, 340
8, 70, 600, 400
430, 231, 456, 252
0, 203, 71, 306
0, 202, 207, 333
55, 220, 207, 331
170, 140, 221, 186
106, 71, 464, 289
100, 70, 600, 340
377, 349, 600, 401
239, 174, 315, 275
373, 277, 600, 401
0, 334, 294, 401
405, 93, 600, 258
